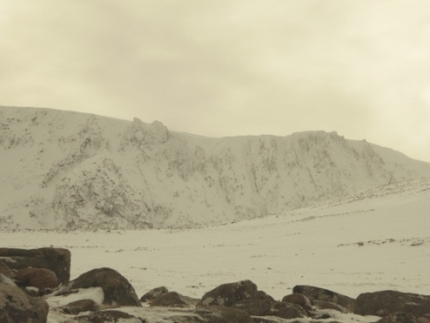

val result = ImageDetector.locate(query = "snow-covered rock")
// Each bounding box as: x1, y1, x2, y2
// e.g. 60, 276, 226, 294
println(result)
1, 106, 430, 231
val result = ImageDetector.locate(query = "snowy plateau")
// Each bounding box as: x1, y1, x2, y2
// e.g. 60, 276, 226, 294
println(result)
1, 106, 430, 231
2, 106, 430, 323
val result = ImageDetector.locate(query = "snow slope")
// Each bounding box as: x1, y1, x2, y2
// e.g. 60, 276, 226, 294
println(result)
1, 106, 430, 230
1, 176, 429, 323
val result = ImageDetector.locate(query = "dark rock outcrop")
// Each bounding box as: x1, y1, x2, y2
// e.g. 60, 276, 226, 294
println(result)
282, 293, 312, 311
293, 285, 356, 312
58, 267, 141, 307
0, 247, 71, 284
140, 286, 168, 302
313, 300, 349, 313
150, 291, 190, 308
234, 298, 275, 316
59, 299, 101, 315
192, 306, 255, 323
198, 280, 274, 307
75, 310, 145, 323
15, 267, 60, 292
356, 290, 430, 317
0, 274, 49, 323
0, 260, 14, 279
375, 312, 419, 323
75, 306, 253, 323
273, 301, 308, 319
418, 314, 430, 323
198, 280, 307, 319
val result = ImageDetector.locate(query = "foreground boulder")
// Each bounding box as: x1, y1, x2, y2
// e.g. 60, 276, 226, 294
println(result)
187, 306, 254, 323
0, 260, 14, 279
271, 301, 308, 319
356, 290, 430, 317
282, 294, 312, 311
233, 298, 275, 316
0, 247, 71, 284
58, 267, 141, 307
198, 280, 306, 319
313, 300, 349, 313
293, 285, 356, 312
73, 306, 254, 323
75, 309, 144, 323
198, 280, 274, 307
15, 267, 60, 293
376, 312, 420, 323
140, 286, 168, 302
0, 274, 49, 323
150, 291, 191, 308
58, 299, 101, 315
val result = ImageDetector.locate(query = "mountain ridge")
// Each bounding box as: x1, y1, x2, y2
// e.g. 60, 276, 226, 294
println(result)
1, 106, 429, 231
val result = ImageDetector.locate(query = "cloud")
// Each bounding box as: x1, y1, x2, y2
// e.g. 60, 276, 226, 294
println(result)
0, 0, 429, 161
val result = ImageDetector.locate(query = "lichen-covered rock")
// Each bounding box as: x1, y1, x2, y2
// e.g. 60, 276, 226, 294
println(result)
293, 285, 356, 312
356, 290, 430, 317
0, 247, 71, 284
0, 274, 49, 323
58, 267, 141, 307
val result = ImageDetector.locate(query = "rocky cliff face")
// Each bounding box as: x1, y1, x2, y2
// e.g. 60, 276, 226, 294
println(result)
1, 106, 430, 231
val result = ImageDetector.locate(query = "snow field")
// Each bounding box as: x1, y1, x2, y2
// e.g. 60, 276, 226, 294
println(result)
2, 178, 429, 301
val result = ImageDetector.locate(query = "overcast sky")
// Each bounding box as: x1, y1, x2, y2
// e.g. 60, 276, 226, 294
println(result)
1, 1, 430, 162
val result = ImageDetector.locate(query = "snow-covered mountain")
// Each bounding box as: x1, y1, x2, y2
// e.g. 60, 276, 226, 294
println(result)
1, 106, 430, 231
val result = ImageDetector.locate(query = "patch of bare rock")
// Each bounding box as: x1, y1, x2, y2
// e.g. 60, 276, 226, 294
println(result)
1, 247, 430, 323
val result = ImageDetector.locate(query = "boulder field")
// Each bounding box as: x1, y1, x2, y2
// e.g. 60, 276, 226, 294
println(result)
1, 248, 429, 323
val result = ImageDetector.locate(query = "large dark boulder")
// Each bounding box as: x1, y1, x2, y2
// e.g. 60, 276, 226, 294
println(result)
313, 300, 349, 313
0, 260, 14, 279
0, 274, 49, 323
58, 299, 101, 315
375, 312, 420, 323
0, 247, 71, 284
58, 267, 141, 307
272, 301, 308, 319
198, 280, 306, 319
75, 310, 145, 323
356, 290, 430, 317
15, 267, 60, 292
233, 298, 307, 319
282, 293, 312, 311
293, 285, 356, 312
198, 280, 274, 307
189, 306, 255, 323
150, 291, 190, 308
234, 298, 274, 316
75, 306, 253, 323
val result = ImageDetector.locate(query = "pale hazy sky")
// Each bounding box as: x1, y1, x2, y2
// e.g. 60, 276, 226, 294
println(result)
1, 1, 430, 162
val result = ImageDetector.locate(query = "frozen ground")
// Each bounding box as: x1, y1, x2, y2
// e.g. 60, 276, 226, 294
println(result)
2, 177, 430, 309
